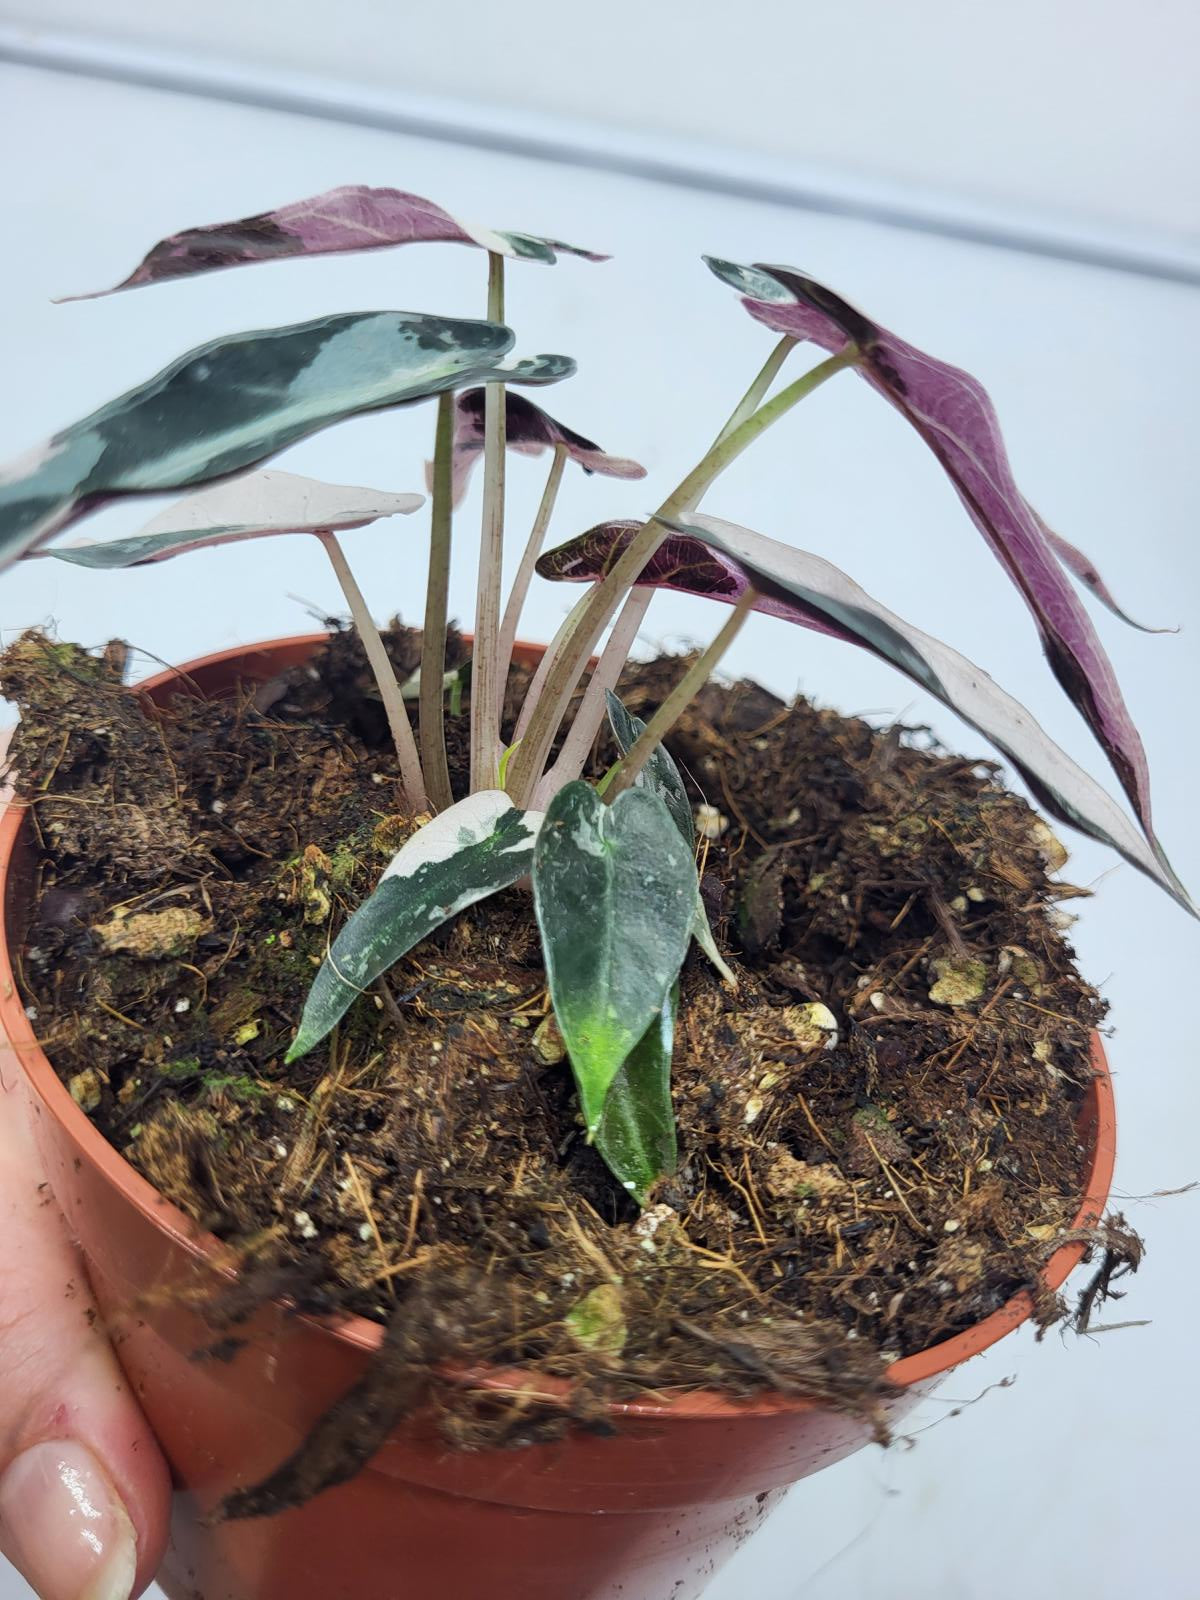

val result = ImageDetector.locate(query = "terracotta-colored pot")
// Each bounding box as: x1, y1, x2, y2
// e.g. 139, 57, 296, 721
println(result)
0, 635, 1116, 1600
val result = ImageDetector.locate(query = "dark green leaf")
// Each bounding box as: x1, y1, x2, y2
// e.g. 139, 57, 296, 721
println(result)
287, 791, 543, 1060
532, 782, 696, 1136
604, 688, 694, 845
605, 690, 735, 986
594, 984, 678, 1202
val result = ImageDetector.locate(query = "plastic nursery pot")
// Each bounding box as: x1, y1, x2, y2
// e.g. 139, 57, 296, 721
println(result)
0, 634, 1117, 1600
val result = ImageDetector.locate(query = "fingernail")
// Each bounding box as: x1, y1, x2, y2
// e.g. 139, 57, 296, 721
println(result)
0, 1441, 136, 1600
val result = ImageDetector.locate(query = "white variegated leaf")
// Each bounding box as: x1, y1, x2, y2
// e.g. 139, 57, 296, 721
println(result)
0, 312, 574, 570
28, 470, 423, 569
287, 792, 544, 1061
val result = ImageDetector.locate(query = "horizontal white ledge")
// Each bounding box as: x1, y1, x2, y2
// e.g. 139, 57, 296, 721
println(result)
3, 19, 1200, 288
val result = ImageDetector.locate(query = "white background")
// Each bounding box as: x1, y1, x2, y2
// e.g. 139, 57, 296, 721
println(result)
2, 0, 1199, 239
0, 10, 1197, 1598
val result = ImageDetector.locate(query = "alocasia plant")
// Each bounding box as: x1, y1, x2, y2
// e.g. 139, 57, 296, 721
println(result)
2, 182, 1190, 1201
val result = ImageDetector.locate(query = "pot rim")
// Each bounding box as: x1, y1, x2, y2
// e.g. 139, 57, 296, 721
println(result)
0, 632, 1117, 1423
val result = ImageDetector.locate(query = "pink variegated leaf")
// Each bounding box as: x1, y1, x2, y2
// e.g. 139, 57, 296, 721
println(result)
60, 185, 607, 301
537, 516, 1193, 915
430, 391, 647, 506
537, 518, 854, 641
705, 257, 1169, 879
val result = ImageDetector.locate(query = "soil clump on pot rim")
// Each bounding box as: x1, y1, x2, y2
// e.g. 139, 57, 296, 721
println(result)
1, 626, 1132, 1472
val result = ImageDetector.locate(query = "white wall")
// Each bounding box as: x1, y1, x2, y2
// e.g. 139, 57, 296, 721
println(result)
2, 0, 1198, 240
0, 31, 1198, 1600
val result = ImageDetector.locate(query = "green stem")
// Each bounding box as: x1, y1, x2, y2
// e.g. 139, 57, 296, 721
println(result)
317, 530, 427, 809
602, 590, 755, 802
496, 442, 567, 720
505, 345, 857, 803
663, 344, 859, 510
420, 392, 455, 812
705, 334, 796, 460
470, 251, 507, 790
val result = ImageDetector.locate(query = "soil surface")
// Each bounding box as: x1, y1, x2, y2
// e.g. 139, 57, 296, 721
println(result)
3, 626, 1116, 1464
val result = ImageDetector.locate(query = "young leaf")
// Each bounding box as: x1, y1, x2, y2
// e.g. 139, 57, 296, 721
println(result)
0, 312, 574, 569
532, 782, 697, 1136
604, 689, 736, 987
604, 689, 694, 845
706, 258, 1166, 871
287, 792, 543, 1061
540, 516, 1193, 915
594, 985, 679, 1203
26, 470, 423, 568
61, 184, 607, 300
435, 390, 646, 506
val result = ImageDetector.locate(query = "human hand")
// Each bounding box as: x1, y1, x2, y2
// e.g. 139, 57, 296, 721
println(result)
0, 730, 170, 1600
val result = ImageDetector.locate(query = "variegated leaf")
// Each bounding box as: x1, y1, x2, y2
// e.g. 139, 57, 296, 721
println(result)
539, 516, 1193, 915
61, 184, 607, 300
27, 469, 423, 568
0, 312, 574, 569
287, 792, 544, 1062
705, 257, 1168, 878
434, 389, 646, 506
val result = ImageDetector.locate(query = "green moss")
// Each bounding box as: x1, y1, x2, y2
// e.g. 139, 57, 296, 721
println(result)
158, 1057, 267, 1102
852, 1104, 891, 1133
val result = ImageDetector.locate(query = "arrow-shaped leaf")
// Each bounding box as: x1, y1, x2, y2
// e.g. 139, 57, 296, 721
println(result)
604, 689, 735, 986
27, 469, 423, 568
0, 312, 574, 570
705, 257, 1169, 879
435, 389, 646, 506
594, 984, 679, 1203
61, 184, 607, 300
540, 517, 1193, 916
287, 791, 544, 1061
533, 781, 697, 1136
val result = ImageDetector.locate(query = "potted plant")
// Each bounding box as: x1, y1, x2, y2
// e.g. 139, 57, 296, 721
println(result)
0, 185, 1181, 1600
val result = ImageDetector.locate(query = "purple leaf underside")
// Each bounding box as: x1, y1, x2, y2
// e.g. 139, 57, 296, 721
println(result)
434, 390, 647, 505
705, 258, 1168, 878
61, 185, 607, 301
536, 517, 1192, 915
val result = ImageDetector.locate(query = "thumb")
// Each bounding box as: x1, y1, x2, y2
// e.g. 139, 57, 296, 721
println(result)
0, 1060, 171, 1600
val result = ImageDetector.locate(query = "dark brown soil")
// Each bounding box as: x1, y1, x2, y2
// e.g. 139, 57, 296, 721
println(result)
3, 626, 1116, 1455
